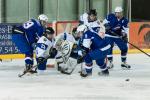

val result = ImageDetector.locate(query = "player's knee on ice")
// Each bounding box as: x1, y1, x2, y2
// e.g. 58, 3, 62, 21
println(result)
37, 59, 47, 70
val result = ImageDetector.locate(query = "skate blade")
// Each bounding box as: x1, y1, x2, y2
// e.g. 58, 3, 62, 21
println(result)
98, 72, 109, 76
121, 66, 131, 70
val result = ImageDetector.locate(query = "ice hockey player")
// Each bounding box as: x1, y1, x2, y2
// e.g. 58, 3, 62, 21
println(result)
77, 24, 111, 77
54, 27, 78, 73
79, 9, 101, 33
12, 14, 48, 73
79, 9, 106, 40
103, 6, 131, 69
35, 27, 57, 74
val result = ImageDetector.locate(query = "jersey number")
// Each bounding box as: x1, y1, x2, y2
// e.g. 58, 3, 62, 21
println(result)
23, 21, 34, 29
41, 44, 46, 50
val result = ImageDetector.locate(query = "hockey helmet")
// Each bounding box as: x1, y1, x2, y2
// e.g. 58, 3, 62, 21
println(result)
77, 25, 87, 33
38, 14, 48, 22
45, 27, 55, 35
115, 6, 123, 13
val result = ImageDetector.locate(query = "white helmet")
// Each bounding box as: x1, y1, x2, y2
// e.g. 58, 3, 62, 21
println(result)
38, 14, 48, 22
115, 6, 123, 13
77, 25, 87, 33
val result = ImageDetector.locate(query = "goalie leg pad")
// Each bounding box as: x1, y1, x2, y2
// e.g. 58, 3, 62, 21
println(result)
55, 56, 65, 71
56, 56, 64, 63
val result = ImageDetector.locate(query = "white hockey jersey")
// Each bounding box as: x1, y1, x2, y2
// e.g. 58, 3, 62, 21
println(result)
80, 13, 105, 34
36, 36, 55, 58
56, 32, 76, 43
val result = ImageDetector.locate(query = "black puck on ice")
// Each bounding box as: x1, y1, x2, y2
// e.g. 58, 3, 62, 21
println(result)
125, 79, 130, 81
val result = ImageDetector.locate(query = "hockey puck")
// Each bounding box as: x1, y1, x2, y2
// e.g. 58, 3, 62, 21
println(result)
125, 79, 130, 81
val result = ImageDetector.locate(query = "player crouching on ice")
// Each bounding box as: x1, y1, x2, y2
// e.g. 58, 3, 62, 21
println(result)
12, 14, 48, 73
35, 27, 57, 74
77, 25, 111, 77
54, 27, 79, 74
103, 6, 131, 69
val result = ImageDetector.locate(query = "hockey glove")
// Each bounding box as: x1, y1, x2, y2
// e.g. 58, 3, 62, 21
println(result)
49, 48, 57, 58
77, 49, 87, 64
104, 23, 111, 31
121, 32, 128, 42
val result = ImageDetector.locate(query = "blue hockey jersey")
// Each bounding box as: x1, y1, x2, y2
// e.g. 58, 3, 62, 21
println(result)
16, 19, 45, 44
103, 13, 129, 37
81, 30, 111, 51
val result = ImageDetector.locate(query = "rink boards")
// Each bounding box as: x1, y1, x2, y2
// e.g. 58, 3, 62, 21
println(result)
0, 49, 150, 59
0, 22, 150, 59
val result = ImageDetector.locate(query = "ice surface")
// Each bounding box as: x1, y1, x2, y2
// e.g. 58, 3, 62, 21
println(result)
0, 54, 150, 100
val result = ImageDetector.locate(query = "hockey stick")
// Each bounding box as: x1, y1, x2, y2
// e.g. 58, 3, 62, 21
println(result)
110, 31, 150, 57
18, 56, 50, 77
127, 41, 150, 57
